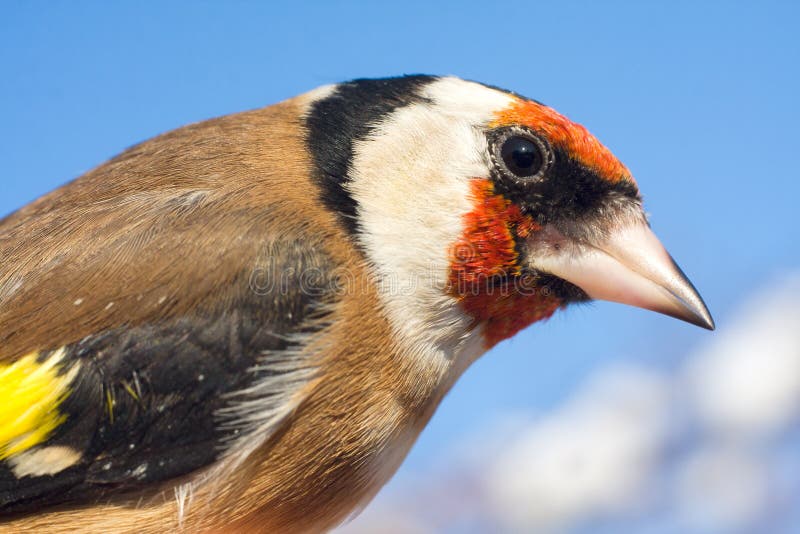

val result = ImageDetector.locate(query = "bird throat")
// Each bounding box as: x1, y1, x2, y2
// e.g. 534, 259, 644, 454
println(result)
448, 179, 561, 348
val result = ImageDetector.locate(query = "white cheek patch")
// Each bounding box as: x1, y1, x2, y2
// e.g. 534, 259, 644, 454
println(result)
347, 78, 515, 376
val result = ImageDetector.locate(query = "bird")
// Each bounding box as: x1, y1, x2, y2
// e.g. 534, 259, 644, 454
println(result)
0, 75, 713, 533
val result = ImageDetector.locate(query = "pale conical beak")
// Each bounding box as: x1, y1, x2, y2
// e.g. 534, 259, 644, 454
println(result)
527, 224, 715, 330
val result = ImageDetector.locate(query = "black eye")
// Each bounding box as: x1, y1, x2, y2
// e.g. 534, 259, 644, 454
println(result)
500, 135, 546, 178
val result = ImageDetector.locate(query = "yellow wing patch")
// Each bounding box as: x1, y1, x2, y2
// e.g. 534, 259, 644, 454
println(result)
0, 348, 77, 460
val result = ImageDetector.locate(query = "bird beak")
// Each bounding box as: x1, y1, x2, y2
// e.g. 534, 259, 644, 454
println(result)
527, 223, 715, 330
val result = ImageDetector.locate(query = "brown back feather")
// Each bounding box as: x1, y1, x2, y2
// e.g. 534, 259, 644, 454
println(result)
0, 99, 344, 362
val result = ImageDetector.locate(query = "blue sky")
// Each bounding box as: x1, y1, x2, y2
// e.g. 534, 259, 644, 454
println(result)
2, 2, 799, 532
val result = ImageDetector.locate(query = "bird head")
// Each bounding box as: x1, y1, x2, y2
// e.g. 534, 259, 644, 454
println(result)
304, 76, 713, 353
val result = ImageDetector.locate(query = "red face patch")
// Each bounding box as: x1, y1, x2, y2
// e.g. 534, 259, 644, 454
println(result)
492, 98, 633, 184
448, 179, 561, 348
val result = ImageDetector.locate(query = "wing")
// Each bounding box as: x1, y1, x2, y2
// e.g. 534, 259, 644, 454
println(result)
0, 302, 328, 514
0, 102, 340, 514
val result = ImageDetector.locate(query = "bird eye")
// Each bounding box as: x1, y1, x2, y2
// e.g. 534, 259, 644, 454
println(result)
492, 129, 550, 182
500, 136, 544, 177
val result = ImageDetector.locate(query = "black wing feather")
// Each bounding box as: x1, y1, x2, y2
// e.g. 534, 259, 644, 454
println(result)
0, 243, 336, 515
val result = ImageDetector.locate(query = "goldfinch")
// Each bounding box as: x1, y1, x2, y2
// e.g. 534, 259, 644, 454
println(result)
0, 75, 713, 533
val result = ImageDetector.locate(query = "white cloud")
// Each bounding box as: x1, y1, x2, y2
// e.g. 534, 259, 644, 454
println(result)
484, 366, 671, 532
673, 443, 769, 531
686, 273, 800, 438
340, 504, 435, 534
